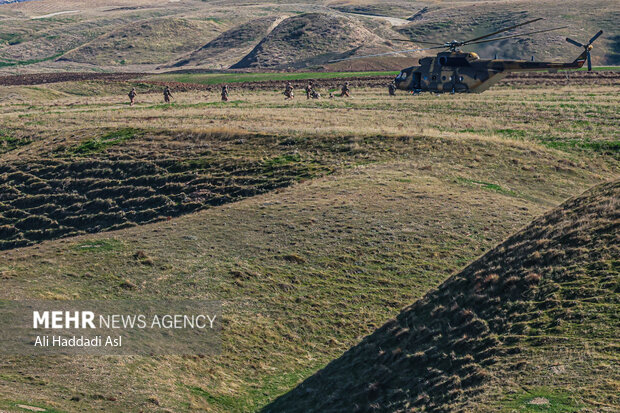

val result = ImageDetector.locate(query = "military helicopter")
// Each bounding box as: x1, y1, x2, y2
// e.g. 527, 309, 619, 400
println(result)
332, 18, 603, 94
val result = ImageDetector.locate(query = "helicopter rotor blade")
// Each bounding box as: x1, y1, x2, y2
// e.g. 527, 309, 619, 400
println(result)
390, 38, 444, 45
461, 17, 544, 45
588, 30, 603, 45
566, 37, 584, 47
465, 26, 567, 46
327, 46, 444, 63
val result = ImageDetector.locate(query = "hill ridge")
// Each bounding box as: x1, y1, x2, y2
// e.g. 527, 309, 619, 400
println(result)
264, 179, 619, 412
172, 15, 286, 69
231, 12, 392, 69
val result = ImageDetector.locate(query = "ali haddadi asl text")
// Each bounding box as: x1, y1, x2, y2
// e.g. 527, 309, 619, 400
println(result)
34, 335, 121, 348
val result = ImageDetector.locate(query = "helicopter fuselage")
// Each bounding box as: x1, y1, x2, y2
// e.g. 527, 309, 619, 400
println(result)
395, 50, 588, 93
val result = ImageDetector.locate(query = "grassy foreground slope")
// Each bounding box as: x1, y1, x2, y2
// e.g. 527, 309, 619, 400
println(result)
0, 132, 616, 411
265, 180, 619, 412
0, 80, 617, 411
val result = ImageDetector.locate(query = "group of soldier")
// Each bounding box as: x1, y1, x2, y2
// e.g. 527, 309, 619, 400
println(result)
300, 81, 350, 100
128, 80, 398, 105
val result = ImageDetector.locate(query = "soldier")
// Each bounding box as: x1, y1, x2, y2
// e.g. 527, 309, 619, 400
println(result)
221, 84, 229, 102
340, 81, 350, 97
388, 81, 396, 96
311, 89, 321, 99
305, 81, 313, 99
128, 87, 137, 106
163, 86, 173, 103
284, 81, 294, 100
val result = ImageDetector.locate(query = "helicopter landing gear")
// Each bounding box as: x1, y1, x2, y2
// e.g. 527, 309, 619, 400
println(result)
410, 89, 422, 96
451, 87, 456, 95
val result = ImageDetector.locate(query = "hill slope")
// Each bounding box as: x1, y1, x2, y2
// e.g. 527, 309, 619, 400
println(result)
394, 0, 619, 65
231, 12, 393, 69
265, 180, 619, 412
1, 0, 618, 72
59, 17, 220, 66
173, 16, 285, 69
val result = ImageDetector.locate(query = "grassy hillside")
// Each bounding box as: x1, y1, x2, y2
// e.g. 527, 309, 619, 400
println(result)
394, 0, 619, 65
0, 77, 617, 411
231, 13, 392, 69
173, 16, 285, 69
0, 128, 331, 250
59, 18, 221, 66
265, 179, 619, 412
1, 0, 617, 72
0, 5, 183, 66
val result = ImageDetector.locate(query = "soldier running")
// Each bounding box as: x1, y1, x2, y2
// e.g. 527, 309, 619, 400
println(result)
128, 88, 137, 106
163, 86, 173, 103
305, 81, 313, 99
340, 81, 350, 97
221, 84, 229, 101
284, 82, 294, 100
388, 81, 396, 96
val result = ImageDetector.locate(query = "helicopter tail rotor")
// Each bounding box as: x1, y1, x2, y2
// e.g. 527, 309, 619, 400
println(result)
566, 30, 602, 71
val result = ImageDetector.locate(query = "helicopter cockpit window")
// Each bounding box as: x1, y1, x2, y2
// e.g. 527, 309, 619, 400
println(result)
440, 57, 470, 67
397, 71, 407, 80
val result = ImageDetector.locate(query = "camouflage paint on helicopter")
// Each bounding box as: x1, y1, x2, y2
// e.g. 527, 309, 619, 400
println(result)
331, 18, 603, 94
394, 48, 591, 94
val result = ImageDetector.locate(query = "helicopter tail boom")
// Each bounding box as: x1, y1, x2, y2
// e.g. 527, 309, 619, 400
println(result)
491, 56, 583, 73
495, 29, 601, 74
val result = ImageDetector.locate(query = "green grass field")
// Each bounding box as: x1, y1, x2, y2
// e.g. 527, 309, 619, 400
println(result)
145, 71, 400, 84
145, 67, 620, 85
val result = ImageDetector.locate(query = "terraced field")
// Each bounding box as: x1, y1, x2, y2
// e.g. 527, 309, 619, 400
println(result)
0, 129, 329, 249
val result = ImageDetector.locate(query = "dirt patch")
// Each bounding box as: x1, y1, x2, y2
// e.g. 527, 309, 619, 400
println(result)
0, 72, 142, 86
16, 405, 46, 412
502, 70, 620, 87
528, 397, 550, 405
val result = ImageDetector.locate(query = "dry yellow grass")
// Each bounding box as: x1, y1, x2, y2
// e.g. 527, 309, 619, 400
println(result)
1, 84, 618, 150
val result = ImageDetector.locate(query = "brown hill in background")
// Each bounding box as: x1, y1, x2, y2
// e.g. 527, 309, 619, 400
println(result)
59, 18, 220, 66
393, 0, 619, 65
0, 0, 618, 73
264, 180, 620, 412
231, 13, 393, 69
172, 15, 285, 69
